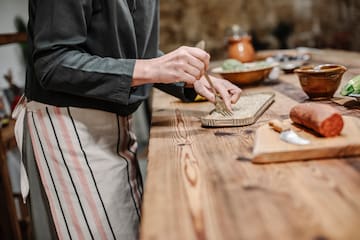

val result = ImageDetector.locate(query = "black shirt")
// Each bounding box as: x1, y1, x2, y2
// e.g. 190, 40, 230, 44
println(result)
26, 0, 195, 115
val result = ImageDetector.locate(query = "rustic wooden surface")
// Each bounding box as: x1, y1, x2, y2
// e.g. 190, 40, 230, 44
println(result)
140, 49, 360, 240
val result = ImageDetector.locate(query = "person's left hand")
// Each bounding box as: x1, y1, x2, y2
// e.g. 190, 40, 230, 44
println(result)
193, 75, 242, 111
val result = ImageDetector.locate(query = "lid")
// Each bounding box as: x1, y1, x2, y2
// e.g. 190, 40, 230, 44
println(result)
225, 24, 249, 39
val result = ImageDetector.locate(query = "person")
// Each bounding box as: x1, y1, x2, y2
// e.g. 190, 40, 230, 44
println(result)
15, 0, 242, 239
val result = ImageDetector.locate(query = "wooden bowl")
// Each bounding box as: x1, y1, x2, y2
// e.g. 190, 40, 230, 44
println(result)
295, 64, 347, 100
211, 62, 276, 86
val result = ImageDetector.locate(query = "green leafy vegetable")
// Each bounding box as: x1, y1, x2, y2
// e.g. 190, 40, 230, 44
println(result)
222, 59, 244, 71
341, 75, 360, 96
221, 59, 272, 72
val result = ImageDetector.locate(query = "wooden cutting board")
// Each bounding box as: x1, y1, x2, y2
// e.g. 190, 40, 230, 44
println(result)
201, 92, 275, 127
252, 116, 360, 163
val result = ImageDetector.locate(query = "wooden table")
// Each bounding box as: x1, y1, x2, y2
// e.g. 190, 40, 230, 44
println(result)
140, 49, 360, 240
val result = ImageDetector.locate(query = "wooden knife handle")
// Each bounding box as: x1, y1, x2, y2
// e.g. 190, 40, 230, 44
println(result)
269, 119, 291, 132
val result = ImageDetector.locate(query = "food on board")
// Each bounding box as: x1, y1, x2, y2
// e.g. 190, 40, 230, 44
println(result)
289, 103, 344, 137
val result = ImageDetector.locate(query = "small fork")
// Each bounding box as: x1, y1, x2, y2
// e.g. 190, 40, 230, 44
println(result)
202, 73, 233, 117
195, 40, 233, 117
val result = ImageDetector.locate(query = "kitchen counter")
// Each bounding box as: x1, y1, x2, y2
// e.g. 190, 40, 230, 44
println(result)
140, 49, 360, 240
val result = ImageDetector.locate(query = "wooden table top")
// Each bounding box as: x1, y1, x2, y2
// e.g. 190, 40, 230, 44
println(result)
140, 49, 360, 240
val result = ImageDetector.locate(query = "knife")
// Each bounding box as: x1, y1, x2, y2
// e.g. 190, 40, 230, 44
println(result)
269, 119, 310, 145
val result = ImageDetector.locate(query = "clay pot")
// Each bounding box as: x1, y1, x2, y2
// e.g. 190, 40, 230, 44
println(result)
295, 64, 347, 100
227, 35, 256, 63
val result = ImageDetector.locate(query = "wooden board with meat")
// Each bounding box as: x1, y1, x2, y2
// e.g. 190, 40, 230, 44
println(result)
252, 102, 360, 163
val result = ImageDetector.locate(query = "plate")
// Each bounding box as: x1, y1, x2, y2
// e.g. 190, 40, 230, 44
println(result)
211, 62, 277, 86
349, 93, 360, 102
266, 53, 310, 73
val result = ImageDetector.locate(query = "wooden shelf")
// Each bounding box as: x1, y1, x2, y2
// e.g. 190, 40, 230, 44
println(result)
0, 129, 22, 240
0, 32, 27, 45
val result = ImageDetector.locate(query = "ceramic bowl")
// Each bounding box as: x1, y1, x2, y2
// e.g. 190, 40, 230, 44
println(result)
267, 53, 311, 73
211, 62, 277, 86
295, 64, 347, 100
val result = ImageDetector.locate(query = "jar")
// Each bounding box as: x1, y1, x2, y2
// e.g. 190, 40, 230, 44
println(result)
226, 25, 255, 63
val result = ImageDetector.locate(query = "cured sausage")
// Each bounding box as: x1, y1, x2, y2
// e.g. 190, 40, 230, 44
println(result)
289, 103, 344, 137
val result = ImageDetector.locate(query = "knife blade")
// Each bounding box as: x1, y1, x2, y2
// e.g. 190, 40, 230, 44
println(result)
269, 119, 310, 145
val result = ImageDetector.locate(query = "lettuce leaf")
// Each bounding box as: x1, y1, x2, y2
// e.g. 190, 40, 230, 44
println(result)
341, 75, 360, 96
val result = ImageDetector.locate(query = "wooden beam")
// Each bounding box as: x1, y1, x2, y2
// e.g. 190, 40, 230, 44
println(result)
0, 130, 22, 240
0, 32, 27, 45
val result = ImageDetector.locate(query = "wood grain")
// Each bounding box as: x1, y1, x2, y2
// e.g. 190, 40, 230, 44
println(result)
141, 50, 360, 240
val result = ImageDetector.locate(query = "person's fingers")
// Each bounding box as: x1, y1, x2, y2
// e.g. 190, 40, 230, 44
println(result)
185, 47, 210, 62
200, 88, 216, 102
209, 77, 243, 110
214, 81, 232, 111
225, 82, 242, 103
178, 46, 210, 70
168, 67, 198, 84
229, 88, 242, 103
223, 95, 233, 111
186, 56, 206, 76
177, 60, 202, 80
181, 71, 197, 85
154, 46, 210, 84
193, 79, 215, 102
170, 48, 208, 79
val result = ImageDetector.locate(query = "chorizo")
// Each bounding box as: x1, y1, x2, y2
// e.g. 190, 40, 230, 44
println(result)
289, 103, 344, 137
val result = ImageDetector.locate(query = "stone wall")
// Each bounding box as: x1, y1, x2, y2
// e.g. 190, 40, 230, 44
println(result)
159, 0, 360, 59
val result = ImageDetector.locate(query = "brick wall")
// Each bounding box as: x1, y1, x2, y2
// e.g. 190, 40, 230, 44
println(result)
159, 0, 360, 59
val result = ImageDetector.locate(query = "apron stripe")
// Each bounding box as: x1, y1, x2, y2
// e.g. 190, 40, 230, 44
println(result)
117, 116, 141, 219
121, 116, 142, 214
66, 107, 116, 240
128, 132, 144, 196
29, 112, 71, 240
124, 117, 143, 206
120, 151, 142, 217
45, 108, 94, 240
126, 128, 144, 196
52, 107, 108, 239
120, 148, 141, 207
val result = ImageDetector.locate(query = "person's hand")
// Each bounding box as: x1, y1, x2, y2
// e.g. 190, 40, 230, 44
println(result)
133, 46, 210, 86
193, 75, 242, 111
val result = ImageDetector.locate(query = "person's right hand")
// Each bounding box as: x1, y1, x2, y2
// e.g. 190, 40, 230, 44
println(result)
132, 46, 210, 86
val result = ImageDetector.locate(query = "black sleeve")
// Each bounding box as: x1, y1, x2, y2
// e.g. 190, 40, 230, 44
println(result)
154, 83, 197, 102
31, 0, 134, 105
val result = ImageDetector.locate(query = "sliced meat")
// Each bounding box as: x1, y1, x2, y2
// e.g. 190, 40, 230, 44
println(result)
289, 102, 344, 137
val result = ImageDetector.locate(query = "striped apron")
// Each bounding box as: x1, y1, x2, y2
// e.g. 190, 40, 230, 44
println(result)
14, 99, 143, 240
